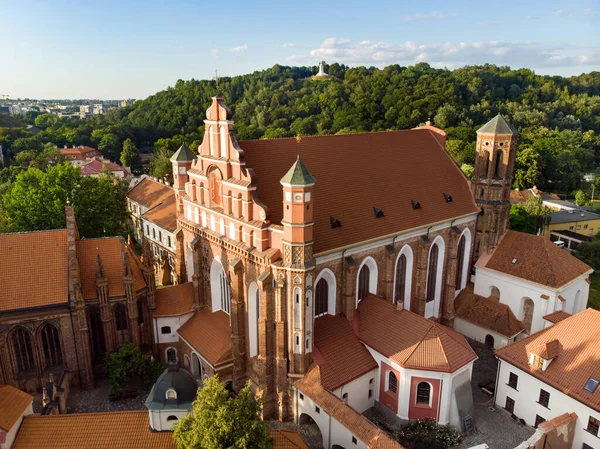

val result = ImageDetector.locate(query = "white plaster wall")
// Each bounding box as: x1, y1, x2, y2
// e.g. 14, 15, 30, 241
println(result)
154, 313, 194, 344
496, 360, 600, 449
149, 409, 188, 432
4, 403, 33, 449
141, 218, 177, 252
332, 369, 378, 413
454, 317, 511, 349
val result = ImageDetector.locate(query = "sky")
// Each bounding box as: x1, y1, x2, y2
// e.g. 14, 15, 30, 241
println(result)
1, 0, 599, 100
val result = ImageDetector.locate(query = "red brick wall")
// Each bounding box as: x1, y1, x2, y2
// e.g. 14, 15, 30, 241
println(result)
408, 376, 441, 420
379, 361, 400, 414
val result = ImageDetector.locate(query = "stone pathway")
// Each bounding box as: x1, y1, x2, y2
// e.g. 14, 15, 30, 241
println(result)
66, 379, 150, 414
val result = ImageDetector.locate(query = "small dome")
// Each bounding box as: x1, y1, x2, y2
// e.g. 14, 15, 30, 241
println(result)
144, 366, 197, 411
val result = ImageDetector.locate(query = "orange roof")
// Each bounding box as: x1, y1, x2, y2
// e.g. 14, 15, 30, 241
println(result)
12, 411, 175, 449
480, 231, 592, 288
543, 310, 571, 324
294, 366, 402, 449
0, 385, 33, 432
0, 230, 69, 312
270, 429, 308, 449
496, 308, 600, 413
127, 177, 173, 209
59, 146, 99, 158
509, 189, 534, 204
178, 309, 232, 367
356, 295, 477, 372
76, 238, 147, 300
142, 192, 177, 232
154, 282, 194, 317
455, 284, 525, 338
313, 315, 377, 390
239, 130, 479, 254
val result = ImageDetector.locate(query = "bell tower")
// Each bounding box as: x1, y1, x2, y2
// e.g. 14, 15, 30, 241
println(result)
170, 143, 195, 215
472, 114, 518, 261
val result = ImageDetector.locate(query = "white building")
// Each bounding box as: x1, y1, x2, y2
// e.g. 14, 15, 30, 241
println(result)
495, 309, 600, 449
0, 385, 33, 449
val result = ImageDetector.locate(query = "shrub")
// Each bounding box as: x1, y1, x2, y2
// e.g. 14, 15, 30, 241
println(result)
393, 419, 462, 449
104, 343, 164, 395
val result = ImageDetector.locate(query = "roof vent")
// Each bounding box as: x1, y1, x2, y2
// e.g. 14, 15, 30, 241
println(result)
584, 378, 599, 393
330, 216, 342, 229
581, 213, 585, 217
443, 193, 453, 203
511, 258, 517, 264
373, 207, 384, 218
411, 200, 421, 210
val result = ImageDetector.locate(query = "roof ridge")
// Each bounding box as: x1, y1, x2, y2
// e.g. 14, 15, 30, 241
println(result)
240, 128, 427, 143
0, 228, 67, 237
433, 327, 451, 370
402, 320, 435, 365
23, 410, 148, 418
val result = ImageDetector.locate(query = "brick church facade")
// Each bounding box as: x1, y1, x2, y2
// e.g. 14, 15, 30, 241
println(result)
0, 208, 156, 392
166, 97, 518, 421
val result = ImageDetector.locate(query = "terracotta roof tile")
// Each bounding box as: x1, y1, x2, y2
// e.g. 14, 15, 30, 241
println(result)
12, 411, 175, 449
356, 295, 477, 372
80, 157, 131, 177
154, 282, 194, 317
127, 176, 173, 209
270, 429, 308, 449
178, 309, 232, 366
0, 385, 33, 432
481, 231, 592, 288
76, 238, 147, 300
239, 130, 479, 254
142, 193, 177, 232
543, 310, 571, 324
455, 284, 525, 338
510, 189, 535, 204
294, 366, 403, 449
0, 230, 69, 312
496, 308, 600, 413
313, 315, 378, 390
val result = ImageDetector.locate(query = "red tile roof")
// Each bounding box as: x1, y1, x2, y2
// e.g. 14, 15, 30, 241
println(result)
455, 284, 525, 338
0, 230, 69, 312
294, 366, 403, 449
0, 385, 33, 432
80, 157, 131, 177
142, 193, 177, 232
313, 315, 378, 390
178, 309, 232, 367
356, 295, 477, 372
270, 429, 308, 449
543, 310, 571, 324
76, 238, 147, 300
154, 282, 195, 317
239, 130, 479, 254
480, 231, 592, 288
127, 176, 173, 209
12, 411, 176, 449
496, 308, 600, 413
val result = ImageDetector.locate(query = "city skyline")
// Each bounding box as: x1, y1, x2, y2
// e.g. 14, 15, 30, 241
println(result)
1, 0, 599, 100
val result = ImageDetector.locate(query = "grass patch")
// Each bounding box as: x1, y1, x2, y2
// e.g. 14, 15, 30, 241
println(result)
587, 272, 600, 310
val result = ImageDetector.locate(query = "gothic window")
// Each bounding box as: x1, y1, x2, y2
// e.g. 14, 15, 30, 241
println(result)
455, 235, 466, 290
494, 150, 503, 177
220, 270, 230, 314
88, 308, 105, 362
394, 254, 407, 303
480, 150, 490, 177
388, 372, 398, 395
40, 323, 63, 370
137, 300, 144, 325
315, 278, 328, 317
416, 382, 431, 405
426, 245, 439, 303
11, 327, 35, 374
115, 305, 128, 331
358, 264, 370, 301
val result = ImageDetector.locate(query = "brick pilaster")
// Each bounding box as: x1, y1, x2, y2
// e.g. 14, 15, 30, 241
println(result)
228, 258, 247, 391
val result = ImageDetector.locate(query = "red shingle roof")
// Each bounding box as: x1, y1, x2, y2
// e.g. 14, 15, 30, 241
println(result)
80, 157, 131, 177
0, 385, 33, 432
270, 429, 308, 449
142, 193, 177, 232
178, 309, 232, 367
356, 295, 477, 372
239, 130, 479, 254
313, 315, 378, 390
480, 231, 592, 288
496, 308, 600, 413
0, 230, 69, 312
154, 282, 194, 317
127, 177, 173, 209
543, 310, 572, 324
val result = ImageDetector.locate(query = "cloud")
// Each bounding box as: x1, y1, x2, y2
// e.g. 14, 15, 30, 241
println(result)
404, 11, 457, 21
585, 8, 599, 14
287, 38, 600, 70
210, 48, 219, 58
229, 44, 248, 53
554, 9, 568, 16
282, 43, 297, 47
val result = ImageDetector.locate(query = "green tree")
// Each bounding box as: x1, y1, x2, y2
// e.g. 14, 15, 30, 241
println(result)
149, 148, 174, 182
172, 376, 272, 449
513, 148, 544, 190
573, 240, 600, 270
120, 138, 142, 172
574, 189, 587, 206
509, 206, 536, 234
98, 133, 121, 161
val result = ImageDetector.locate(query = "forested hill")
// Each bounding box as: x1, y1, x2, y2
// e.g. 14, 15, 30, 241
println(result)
3, 63, 600, 195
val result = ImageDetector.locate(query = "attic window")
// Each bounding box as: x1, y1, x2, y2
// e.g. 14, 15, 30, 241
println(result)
511, 258, 517, 264
373, 207, 384, 218
584, 378, 599, 393
166, 389, 177, 400
411, 200, 421, 210
443, 193, 453, 203
330, 216, 342, 228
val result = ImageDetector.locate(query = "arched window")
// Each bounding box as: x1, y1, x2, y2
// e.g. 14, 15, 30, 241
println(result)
220, 218, 225, 236
425, 238, 444, 319
220, 125, 228, 157
208, 166, 223, 207
40, 323, 63, 369
388, 372, 398, 395
115, 304, 129, 345
356, 257, 378, 306
490, 286, 500, 298
229, 222, 235, 239
11, 327, 35, 374
201, 211, 207, 228
416, 382, 431, 405
137, 300, 145, 325
167, 415, 178, 422
210, 259, 230, 314
220, 270, 230, 314
166, 348, 177, 364
426, 245, 439, 304
166, 389, 177, 400
480, 150, 490, 177
522, 298, 535, 334
494, 150, 503, 177
88, 307, 106, 362
194, 208, 199, 224
248, 283, 260, 358
395, 254, 407, 303
315, 278, 328, 317
455, 235, 466, 290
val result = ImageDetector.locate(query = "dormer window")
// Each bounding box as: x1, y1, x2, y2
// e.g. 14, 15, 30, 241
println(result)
166, 388, 177, 400
532, 355, 544, 369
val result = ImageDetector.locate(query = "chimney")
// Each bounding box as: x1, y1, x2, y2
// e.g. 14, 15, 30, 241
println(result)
396, 300, 404, 311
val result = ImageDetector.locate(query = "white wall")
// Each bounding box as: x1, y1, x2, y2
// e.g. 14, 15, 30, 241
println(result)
154, 313, 194, 344
142, 218, 177, 252
496, 360, 600, 449
454, 317, 512, 349
148, 409, 188, 432
332, 369, 378, 413
3, 403, 33, 449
